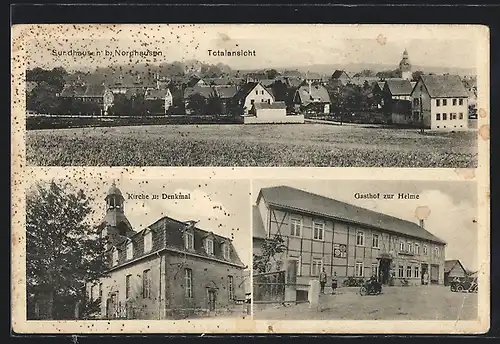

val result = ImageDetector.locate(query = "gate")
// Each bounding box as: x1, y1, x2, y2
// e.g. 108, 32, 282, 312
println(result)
253, 270, 286, 302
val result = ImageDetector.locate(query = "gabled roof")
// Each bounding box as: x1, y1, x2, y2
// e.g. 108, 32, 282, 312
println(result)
214, 85, 239, 99
444, 259, 467, 273
258, 79, 276, 87
349, 77, 380, 86
384, 79, 413, 96
257, 186, 447, 245
144, 88, 171, 100
285, 77, 304, 88
254, 101, 286, 110
295, 85, 330, 105
376, 82, 385, 90
305, 72, 322, 80
332, 70, 350, 80
59, 84, 87, 97
26, 81, 38, 94
252, 205, 267, 239
282, 70, 303, 78
418, 74, 469, 98
234, 82, 273, 102
184, 86, 215, 99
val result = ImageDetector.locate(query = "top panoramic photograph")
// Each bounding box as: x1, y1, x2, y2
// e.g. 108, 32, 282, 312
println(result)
19, 24, 486, 167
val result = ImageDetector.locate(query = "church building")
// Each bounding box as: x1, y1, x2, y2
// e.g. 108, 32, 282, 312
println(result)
87, 182, 247, 319
399, 49, 412, 81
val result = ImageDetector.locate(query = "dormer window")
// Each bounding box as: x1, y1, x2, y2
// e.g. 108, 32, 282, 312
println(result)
184, 231, 194, 250
144, 229, 152, 253
126, 240, 133, 260
205, 238, 214, 255
223, 243, 231, 260
112, 247, 119, 266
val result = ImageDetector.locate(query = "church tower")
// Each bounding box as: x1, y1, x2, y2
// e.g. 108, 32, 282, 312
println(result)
101, 181, 134, 249
399, 49, 412, 81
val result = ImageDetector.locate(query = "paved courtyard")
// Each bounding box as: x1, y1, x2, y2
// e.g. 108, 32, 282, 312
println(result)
253, 285, 478, 320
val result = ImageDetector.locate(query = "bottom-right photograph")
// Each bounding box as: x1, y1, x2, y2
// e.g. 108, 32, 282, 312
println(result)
251, 179, 479, 321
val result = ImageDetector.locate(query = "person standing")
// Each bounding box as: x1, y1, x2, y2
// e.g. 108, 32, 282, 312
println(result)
319, 268, 327, 294
423, 271, 429, 285
331, 272, 338, 295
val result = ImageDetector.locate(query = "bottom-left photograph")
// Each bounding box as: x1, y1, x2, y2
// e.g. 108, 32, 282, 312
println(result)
25, 176, 251, 320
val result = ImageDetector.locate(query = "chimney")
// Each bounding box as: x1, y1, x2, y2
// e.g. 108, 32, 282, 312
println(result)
419, 219, 425, 228
308, 80, 312, 95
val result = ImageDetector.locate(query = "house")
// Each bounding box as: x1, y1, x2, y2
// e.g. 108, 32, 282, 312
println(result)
410, 74, 469, 131
26, 81, 38, 94
304, 72, 323, 84
253, 186, 447, 302
245, 72, 268, 83
282, 70, 303, 78
183, 86, 216, 115
213, 85, 239, 114
331, 70, 351, 86
234, 82, 275, 115
144, 88, 173, 114
107, 73, 156, 94
293, 83, 331, 115
59, 83, 114, 115
444, 259, 467, 286
349, 77, 380, 87
87, 182, 247, 319
462, 76, 478, 108
243, 101, 304, 124
383, 79, 414, 101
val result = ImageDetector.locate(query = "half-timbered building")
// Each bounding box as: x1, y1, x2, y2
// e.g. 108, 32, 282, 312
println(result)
253, 186, 447, 301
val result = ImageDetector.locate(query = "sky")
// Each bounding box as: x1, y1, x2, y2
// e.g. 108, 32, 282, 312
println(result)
252, 180, 479, 272
28, 177, 251, 267
24, 24, 481, 71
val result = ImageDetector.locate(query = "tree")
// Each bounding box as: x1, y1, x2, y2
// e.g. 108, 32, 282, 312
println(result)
206, 91, 224, 115
412, 70, 424, 82
26, 81, 61, 114
253, 234, 287, 274
186, 93, 207, 115
265, 69, 279, 79
108, 94, 131, 116
376, 69, 402, 79
353, 69, 375, 77
269, 80, 288, 102
26, 180, 108, 320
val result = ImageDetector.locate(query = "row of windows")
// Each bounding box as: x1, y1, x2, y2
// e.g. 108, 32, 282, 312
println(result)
289, 220, 441, 257
436, 98, 464, 107
249, 99, 272, 105
91, 269, 235, 302
353, 262, 421, 279
287, 258, 426, 279
111, 231, 231, 267
436, 113, 464, 121
184, 268, 234, 300
255, 90, 267, 95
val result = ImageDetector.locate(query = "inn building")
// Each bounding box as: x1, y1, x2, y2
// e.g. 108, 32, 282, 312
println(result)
253, 186, 446, 301
87, 182, 247, 319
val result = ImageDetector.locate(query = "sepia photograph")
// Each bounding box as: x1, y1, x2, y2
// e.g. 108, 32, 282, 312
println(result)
25, 176, 251, 321
20, 24, 486, 167
252, 179, 481, 321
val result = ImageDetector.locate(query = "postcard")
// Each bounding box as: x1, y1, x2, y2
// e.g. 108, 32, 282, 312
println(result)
11, 24, 490, 334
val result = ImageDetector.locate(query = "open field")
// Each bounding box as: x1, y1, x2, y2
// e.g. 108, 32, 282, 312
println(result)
254, 285, 478, 320
26, 124, 478, 167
